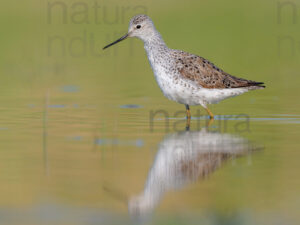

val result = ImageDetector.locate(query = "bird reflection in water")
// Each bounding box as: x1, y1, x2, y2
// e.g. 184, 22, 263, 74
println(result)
128, 128, 260, 217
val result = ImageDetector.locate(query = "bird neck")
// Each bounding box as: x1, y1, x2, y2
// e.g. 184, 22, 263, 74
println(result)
143, 30, 168, 51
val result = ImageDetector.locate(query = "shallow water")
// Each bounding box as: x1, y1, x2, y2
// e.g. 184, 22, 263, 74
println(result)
0, 88, 299, 225
1, 0, 300, 223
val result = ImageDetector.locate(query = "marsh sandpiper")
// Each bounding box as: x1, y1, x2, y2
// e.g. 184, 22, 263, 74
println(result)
103, 15, 265, 126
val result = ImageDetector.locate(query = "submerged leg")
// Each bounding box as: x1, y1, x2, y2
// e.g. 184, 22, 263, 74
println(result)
185, 104, 191, 119
205, 107, 214, 119
205, 107, 214, 126
185, 104, 191, 130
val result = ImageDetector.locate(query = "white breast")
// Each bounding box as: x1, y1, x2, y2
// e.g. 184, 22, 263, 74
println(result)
145, 45, 249, 108
145, 47, 182, 101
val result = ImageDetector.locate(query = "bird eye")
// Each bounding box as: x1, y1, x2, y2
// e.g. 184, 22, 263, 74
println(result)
136, 25, 141, 29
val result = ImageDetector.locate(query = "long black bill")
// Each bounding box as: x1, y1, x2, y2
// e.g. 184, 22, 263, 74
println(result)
103, 33, 129, 50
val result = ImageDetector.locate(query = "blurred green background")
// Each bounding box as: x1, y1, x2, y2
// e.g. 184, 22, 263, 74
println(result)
1, 0, 299, 105
0, 0, 299, 224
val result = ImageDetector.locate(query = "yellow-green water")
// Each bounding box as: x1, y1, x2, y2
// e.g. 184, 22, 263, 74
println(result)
0, 0, 300, 224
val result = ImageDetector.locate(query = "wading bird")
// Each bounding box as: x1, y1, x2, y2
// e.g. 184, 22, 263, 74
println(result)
103, 15, 265, 126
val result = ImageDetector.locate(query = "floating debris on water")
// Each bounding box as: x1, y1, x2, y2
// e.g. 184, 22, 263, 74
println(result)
48, 104, 66, 108
28, 104, 36, 108
95, 138, 144, 147
61, 85, 80, 93
67, 136, 82, 141
120, 104, 142, 109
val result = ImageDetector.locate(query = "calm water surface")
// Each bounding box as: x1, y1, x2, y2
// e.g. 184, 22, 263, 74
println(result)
0, 88, 299, 225
2, 0, 300, 223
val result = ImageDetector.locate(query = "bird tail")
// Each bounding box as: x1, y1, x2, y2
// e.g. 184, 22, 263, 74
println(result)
245, 81, 266, 90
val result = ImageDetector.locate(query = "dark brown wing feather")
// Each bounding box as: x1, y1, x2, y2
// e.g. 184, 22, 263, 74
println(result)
175, 51, 265, 89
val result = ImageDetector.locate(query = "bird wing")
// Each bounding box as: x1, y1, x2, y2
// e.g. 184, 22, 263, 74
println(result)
174, 51, 264, 89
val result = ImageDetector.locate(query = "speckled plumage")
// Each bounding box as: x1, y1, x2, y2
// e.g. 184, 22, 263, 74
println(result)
103, 15, 265, 117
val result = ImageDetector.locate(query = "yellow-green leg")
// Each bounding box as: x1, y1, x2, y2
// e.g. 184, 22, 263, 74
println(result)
185, 104, 191, 130
205, 107, 214, 119
205, 107, 214, 126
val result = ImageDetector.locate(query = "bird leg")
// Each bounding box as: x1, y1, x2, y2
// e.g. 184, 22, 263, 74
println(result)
185, 104, 191, 130
205, 107, 214, 119
205, 107, 214, 126
185, 104, 191, 119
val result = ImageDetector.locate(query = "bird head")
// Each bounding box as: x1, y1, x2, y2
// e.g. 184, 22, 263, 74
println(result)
103, 14, 156, 49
